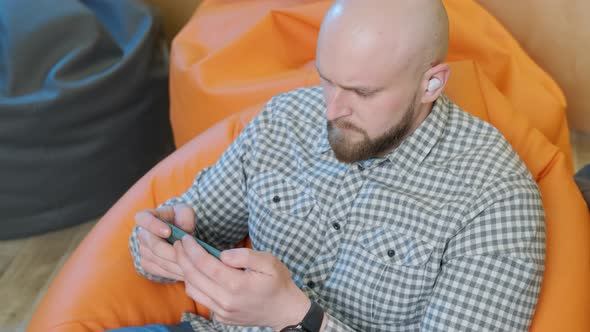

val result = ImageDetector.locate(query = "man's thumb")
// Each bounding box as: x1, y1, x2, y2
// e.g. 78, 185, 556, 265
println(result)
173, 204, 196, 233
221, 248, 274, 274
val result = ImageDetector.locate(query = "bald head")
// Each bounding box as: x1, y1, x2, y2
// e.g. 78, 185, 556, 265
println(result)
317, 0, 449, 83
316, 0, 452, 163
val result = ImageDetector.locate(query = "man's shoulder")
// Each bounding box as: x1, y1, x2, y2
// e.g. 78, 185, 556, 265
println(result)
433, 98, 534, 190
245, 86, 325, 151
262, 86, 325, 123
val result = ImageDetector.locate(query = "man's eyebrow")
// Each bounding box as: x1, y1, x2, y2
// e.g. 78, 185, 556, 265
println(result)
314, 63, 383, 94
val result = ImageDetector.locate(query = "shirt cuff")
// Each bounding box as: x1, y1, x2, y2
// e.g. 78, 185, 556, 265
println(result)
323, 312, 355, 332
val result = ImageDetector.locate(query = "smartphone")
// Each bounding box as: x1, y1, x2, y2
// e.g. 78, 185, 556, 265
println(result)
158, 218, 222, 260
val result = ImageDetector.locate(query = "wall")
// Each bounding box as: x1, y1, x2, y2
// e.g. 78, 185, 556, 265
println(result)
143, 0, 202, 44
477, 0, 590, 133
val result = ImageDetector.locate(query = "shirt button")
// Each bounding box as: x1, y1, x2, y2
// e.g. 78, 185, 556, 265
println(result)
307, 280, 316, 289
387, 249, 396, 257
332, 222, 341, 231
272, 196, 280, 203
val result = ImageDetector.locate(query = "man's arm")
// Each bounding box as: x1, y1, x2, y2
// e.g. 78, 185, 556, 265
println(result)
421, 173, 545, 331
129, 109, 264, 282
173, 237, 361, 331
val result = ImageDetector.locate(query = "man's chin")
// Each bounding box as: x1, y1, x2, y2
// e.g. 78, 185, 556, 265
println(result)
329, 142, 362, 163
332, 151, 357, 163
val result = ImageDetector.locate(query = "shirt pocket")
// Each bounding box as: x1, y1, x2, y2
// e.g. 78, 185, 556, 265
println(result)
248, 172, 316, 258
358, 227, 434, 324
250, 172, 315, 218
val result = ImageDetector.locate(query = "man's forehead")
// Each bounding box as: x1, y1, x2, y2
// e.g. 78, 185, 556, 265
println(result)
320, 0, 448, 72
316, 29, 417, 90
314, 61, 386, 93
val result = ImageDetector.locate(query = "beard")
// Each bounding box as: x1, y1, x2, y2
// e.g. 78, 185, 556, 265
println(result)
327, 100, 416, 163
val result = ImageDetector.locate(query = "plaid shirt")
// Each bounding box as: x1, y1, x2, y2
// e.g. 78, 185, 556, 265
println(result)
130, 87, 545, 331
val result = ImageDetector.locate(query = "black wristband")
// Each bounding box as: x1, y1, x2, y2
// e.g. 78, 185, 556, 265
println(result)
301, 301, 324, 332
280, 301, 324, 332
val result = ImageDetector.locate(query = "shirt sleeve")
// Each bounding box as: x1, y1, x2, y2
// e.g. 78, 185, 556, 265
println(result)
420, 173, 546, 331
128, 103, 267, 282
323, 313, 358, 331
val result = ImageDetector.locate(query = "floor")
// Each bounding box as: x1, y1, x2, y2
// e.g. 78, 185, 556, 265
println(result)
1, 132, 589, 332
0, 220, 97, 332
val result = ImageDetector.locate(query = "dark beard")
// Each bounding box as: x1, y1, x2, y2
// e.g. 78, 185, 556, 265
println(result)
327, 100, 416, 163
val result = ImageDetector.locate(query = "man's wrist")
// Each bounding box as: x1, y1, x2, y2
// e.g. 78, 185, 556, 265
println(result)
278, 301, 324, 332
274, 292, 311, 331
319, 313, 327, 332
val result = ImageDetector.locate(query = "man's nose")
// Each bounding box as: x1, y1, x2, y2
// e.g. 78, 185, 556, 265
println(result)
326, 87, 352, 121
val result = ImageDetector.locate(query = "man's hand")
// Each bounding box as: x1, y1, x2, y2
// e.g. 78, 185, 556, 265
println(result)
174, 236, 311, 331
135, 204, 196, 281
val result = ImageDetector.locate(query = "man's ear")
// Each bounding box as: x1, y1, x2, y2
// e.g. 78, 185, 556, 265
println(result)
420, 63, 451, 103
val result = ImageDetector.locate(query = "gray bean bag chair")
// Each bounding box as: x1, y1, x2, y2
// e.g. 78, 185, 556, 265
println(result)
575, 164, 590, 208
0, 0, 174, 239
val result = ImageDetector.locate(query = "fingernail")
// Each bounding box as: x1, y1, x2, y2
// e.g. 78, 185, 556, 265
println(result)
161, 227, 170, 237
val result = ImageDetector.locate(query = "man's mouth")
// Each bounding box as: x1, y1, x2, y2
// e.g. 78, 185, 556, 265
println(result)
331, 120, 363, 134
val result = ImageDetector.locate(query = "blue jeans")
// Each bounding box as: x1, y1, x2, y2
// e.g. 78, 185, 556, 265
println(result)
107, 322, 193, 332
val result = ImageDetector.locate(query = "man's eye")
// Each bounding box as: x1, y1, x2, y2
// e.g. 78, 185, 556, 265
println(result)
355, 90, 373, 98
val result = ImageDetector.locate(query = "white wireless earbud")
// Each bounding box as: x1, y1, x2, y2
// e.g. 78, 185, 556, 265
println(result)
427, 78, 441, 92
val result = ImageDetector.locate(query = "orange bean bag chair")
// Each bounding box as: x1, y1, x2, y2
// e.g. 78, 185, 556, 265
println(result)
476, 0, 590, 133
28, 0, 590, 331
169, 0, 574, 170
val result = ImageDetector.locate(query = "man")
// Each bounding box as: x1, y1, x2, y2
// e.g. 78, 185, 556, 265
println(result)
117, 0, 545, 331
